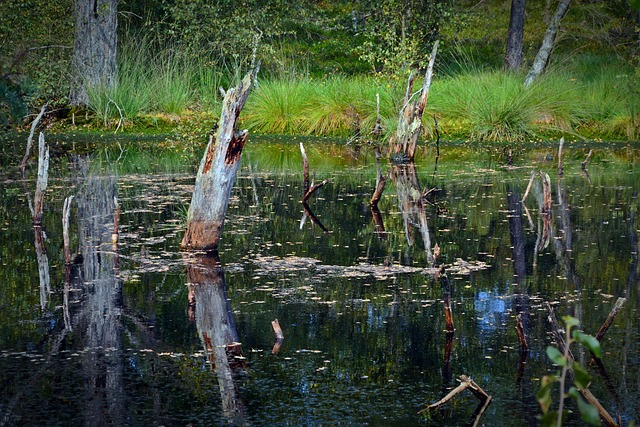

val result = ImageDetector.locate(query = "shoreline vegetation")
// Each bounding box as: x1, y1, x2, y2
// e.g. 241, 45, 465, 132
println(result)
2, 0, 639, 144
63, 64, 640, 144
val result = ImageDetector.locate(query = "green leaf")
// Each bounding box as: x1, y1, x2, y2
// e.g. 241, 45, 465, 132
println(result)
572, 362, 592, 390
576, 393, 601, 425
562, 315, 580, 329
573, 331, 602, 358
546, 346, 566, 366
536, 375, 556, 413
539, 411, 559, 427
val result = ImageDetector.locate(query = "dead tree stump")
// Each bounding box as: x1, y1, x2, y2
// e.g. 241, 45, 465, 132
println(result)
181, 67, 259, 251
388, 41, 439, 162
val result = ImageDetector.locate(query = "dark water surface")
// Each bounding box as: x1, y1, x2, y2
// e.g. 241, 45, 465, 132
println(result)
0, 135, 638, 426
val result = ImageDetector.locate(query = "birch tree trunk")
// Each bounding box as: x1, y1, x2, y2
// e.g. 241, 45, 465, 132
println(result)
69, 0, 118, 106
524, 0, 572, 87
504, 0, 526, 70
181, 67, 259, 251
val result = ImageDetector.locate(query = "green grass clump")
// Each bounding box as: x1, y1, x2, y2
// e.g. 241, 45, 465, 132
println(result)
244, 79, 311, 134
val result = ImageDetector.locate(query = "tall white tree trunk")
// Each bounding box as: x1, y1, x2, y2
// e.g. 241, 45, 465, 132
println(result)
524, 0, 572, 87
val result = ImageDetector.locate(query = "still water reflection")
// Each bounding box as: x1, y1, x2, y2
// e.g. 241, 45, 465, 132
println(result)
0, 137, 638, 426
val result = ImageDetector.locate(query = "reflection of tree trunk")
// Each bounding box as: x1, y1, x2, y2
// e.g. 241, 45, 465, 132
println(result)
34, 226, 50, 311
186, 254, 246, 424
507, 186, 527, 282
72, 163, 125, 426
551, 177, 581, 323
391, 164, 434, 265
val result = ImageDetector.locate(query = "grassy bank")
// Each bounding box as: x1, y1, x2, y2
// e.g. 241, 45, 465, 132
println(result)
75, 52, 639, 143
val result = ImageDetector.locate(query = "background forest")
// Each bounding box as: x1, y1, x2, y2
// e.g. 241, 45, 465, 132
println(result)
1, 0, 639, 142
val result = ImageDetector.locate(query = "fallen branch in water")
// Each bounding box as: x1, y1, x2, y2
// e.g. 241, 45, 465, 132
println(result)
595, 297, 626, 342
420, 375, 492, 419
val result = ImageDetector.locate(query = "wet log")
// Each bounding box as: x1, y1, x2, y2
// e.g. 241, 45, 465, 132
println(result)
181, 66, 259, 251
63, 195, 74, 265
33, 133, 49, 225
515, 313, 529, 353
595, 297, 626, 342
389, 40, 439, 162
20, 104, 47, 174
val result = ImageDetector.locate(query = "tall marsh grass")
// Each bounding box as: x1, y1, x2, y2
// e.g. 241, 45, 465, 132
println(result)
87, 39, 637, 141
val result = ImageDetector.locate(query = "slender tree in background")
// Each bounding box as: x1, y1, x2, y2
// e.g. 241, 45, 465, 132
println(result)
504, 0, 526, 70
524, 0, 572, 87
69, 0, 118, 106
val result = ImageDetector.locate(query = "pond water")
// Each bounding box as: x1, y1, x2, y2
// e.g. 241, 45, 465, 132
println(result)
0, 134, 638, 426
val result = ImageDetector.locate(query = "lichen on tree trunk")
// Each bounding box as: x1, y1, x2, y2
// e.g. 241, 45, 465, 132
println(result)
388, 40, 439, 163
181, 67, 259, 251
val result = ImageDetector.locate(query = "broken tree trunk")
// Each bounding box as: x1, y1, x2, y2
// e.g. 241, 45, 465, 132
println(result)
20, 104, 47, 174
389, 41, 439, 162
181, 67, 259, 251
595, 297, 626, 341
524, 0, 572, 87
33, 133, 49, 226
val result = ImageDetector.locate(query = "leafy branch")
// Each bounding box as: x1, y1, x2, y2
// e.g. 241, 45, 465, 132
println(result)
537, 315, 601, 426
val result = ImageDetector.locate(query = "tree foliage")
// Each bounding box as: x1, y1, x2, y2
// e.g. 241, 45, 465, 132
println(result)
354, 0, 451, 75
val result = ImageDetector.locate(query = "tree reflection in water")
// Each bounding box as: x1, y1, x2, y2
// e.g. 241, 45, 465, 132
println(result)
186, 253, 247, 424
72, 159, 125, 426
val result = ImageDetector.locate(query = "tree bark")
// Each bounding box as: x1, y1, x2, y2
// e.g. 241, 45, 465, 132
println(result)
504, 0, 526, 70
33, 133, 49, 225
69, 0, 118, 106
181, 67, 259, 251
389, 40, 439, 162
524, 0, 572, 87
